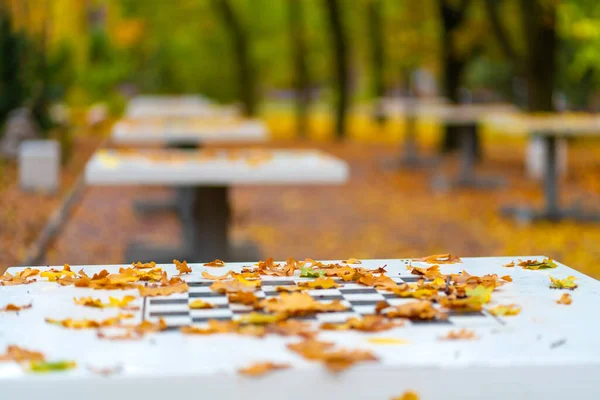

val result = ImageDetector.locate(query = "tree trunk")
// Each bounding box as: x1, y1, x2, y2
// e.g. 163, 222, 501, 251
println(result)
289, 0, 310, 137
212, 0, 257, 117
367, 0, 386, 125
323, 0, 349, 139
520, 0, 556, 112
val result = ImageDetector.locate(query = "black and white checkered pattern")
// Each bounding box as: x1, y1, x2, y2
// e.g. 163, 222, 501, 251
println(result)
144, 275, 492, 329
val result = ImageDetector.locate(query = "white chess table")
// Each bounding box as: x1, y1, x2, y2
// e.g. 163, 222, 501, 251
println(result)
1, 257, 599, 400
85, 149, 349, 262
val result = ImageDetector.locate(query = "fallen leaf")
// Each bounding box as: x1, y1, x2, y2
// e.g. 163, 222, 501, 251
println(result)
202, 271, 234, 280
549, 275, 578, 290
384, 301, 445, 321
342, 258, 362, 264
501, 275, 513, 282
320, 349, 379, 373
210, 278, 260, 294
287, 339, 336, 360
299, 266, 325, 278
238, 312, 284, 325
465, 285, 493, 304
228, 292, 260, 306
29, 360, 76, 373
394, 288, 439, 301
407, 265, 444, 279
174, 259, 192, 274
0, 346, 45, 363
268, 320, 316, 338
439, 329, 478, 340
97, 330, 142, 341
488, 304, 521, 316
419, 253, 461, 264
275, 285, 306, 292
189, 300, 214, 309
46, 313, 134, 329
1, 303, 32, 312
439, 296, 483, 312
239, 362, 290, 377
18, 268, 40, 279
321, 315, 402, 332
557, 293, 572, 305
503, 261, 515, 268
391, 391, 420, 400
73, 297, 104, 308
139, 282, 189, 297
518, 258, 557, 270
297, 277, 338, 289
204, 259, 226, 267
40, 265, 76, 281
132, 261, 156, 269
375, 300, 390, 314
181, 320, 239, 335
261, 292, 347, 316
366, 337, 410, 345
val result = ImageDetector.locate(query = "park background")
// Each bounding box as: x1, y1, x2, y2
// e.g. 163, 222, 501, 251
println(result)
0, 0, 599, 277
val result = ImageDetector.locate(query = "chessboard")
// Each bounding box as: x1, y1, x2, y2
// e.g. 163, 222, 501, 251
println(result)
2, 257, 600, 400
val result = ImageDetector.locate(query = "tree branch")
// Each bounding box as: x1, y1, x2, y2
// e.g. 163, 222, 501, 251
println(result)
484, 0, 520, 65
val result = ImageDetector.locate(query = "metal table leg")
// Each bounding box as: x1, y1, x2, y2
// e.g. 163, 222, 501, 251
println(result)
383, 116, 438, 170
431, 125, 504, 191
501, 135, 600, 222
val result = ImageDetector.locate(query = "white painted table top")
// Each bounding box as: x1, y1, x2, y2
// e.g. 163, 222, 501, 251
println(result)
1, 257, 599, 400
484, 113, 600, 136
85, 149, 349, 186
126, 95, 216, 118
112, 117, 267, 145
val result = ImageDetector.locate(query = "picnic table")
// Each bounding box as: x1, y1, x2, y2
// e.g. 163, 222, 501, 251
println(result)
126, 95, 216, 118
485, 113, 600, 222
84, 149, 349, 262
1, 257, 599, 400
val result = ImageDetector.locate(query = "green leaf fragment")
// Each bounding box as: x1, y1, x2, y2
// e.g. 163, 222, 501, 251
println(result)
30, 360, 77, 373
299, 266, 325, 278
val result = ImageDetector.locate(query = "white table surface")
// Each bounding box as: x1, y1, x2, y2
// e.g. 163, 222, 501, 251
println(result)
484, 113, 600, 136
126, 95, 216, 118
112, 118, 267, 145
1, 257, 599, 400
85, 149, 349, 186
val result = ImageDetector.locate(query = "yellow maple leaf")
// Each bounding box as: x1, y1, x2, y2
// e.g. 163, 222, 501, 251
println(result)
549, 275, 578, 290
488, 304, 521, 317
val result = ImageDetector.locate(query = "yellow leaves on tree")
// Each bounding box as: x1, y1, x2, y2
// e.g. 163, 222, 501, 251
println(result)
238, 362, 290, 377
174, 259, 192, 274
419, 253, 462, 264
488, 304, 521, 317
557, 293, 572, 305
260, 292, 347, 316
204, 259, 226, 267
321, 315, 402, 332
0, 345, 45, 363
439, 329, 478, 340
287, 339, 378, 373
549, 276, 577, 290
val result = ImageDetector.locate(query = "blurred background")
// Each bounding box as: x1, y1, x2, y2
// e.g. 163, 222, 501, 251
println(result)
0, 0, 599, 277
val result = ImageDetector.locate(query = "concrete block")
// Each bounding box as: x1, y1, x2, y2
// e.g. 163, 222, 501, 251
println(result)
19, 140, 60, 193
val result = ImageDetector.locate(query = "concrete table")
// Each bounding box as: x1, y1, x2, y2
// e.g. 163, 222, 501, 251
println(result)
485, 113, 600, 222
85, 149, 349, 262
126, 95, 216, 118
424, 103, 516, 191
2, 257, 599, 400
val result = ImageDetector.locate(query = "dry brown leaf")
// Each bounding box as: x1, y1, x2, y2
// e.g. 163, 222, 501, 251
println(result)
419, 253, 462, 264
488, 304, 521, 316
287, 339, 335, 360
204, 259, 226, 267
439, 329, 478, 340
342, 258, 362, 264
132, 261, 156, 269
407, 265, 444, 279
201, 271, 234, 280
18, 268, 40, 279
46, 313, 134, 329
557, 293, 572, 305
375, 300, 390, 315
268, 320, 316, 338
288, 339, 378, 373
0, 345, 45, 363
181, 320, 239, 335
384, 301, 445, 321
501, 275, 513, 282
139, 282, 189, 297
438, 296, 483, 312
275, 285, 306, 292
1, 303, 32, 312
228, 292, 260, 307
189, 300, 214, 309
320, 315, 403, 332
239, 362, 290, 377
503, 261, 515, 268
210, 278, 260, 294
238, 313, 284, 325
391, 391, 420, 400
297, 277, 338, 289
260, 292, 347, 316
40, 264, 76, 281
174, 259, 192, 274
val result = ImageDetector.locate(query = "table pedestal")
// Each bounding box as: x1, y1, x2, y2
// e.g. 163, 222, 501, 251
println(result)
384, 115, 438, 170
502, 135, 600, 222
432, 124, 504, 191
